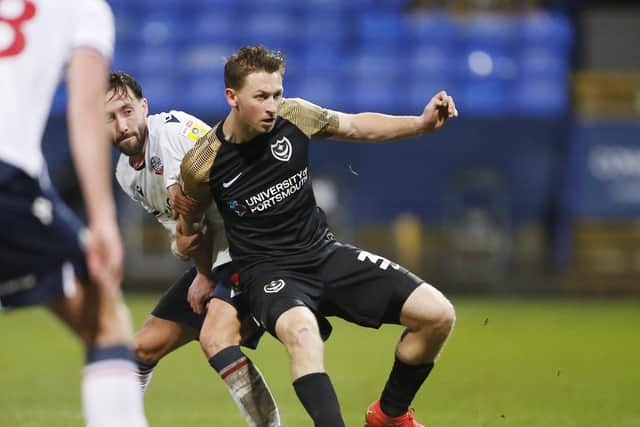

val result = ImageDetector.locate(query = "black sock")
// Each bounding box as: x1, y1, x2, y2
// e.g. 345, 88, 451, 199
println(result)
380, 358, 434, 417
208, 345, 244, 372
136, 359, 157, 372
293, 372, 345, 427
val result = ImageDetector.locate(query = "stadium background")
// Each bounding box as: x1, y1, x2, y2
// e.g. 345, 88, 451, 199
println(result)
3, 1, 638, 426
40, 0, 640, 296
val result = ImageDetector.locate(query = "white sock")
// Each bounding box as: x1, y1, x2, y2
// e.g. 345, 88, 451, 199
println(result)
82, 348, 148, 427
211, 348, 281, 427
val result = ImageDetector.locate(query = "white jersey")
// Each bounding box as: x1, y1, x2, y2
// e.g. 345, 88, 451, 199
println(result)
116, 111, 231, 268
0, 0, 114, 177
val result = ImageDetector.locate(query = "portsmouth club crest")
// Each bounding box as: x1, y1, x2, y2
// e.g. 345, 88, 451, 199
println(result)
271, 136, 292, 162
150, 156, 163, 175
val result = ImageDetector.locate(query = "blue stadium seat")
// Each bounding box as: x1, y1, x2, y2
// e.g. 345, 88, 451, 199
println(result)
519, 47, 569, 79
347, 47, 406, 81
136, 49, 178, 76
298, 15, 347, 52
138, 13, 183, 46
184, 12, 239, 45
409, 45, 460, 78
292, 76, 343, 109
357, 13, 407, 49
515, 78, 568, 117
406, 77, 456, 114
237, 13, 301, 54
520, 12, 573, 49
178, 43, 232, 81
299, 46, 347, 77
459, 13, 519, 49
459, 79, 515, 116
236, 0, 301, 18
405, 12, 457, 46
136, 74, 177, 114
181, 76, 228, 117
348, 74, 409, 114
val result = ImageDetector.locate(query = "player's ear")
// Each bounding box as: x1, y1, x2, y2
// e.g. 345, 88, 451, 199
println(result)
225, 88, 238, 109
142, 97, 149, 115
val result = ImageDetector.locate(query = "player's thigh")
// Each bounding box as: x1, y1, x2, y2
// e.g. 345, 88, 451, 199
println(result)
135, 315, 198, 361
320, 243, 424, 328
199, 299, 242, 356
207, 262, 265, 349
243, 268, 331, 340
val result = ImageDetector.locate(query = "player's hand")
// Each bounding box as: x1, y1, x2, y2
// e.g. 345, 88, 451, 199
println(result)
175, 221, 208, 258
421, 90, 458, 132
85, 217, 124, 290
188, 272, 214, 315
168, 184, 200, 219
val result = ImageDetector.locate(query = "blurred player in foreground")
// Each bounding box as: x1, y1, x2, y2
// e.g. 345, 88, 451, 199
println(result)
181, 45, 458, 427
107, 71, 280, 426
0, 1, 147, 426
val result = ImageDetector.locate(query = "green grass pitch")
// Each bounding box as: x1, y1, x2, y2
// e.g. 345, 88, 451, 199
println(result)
1, 295, 638, 426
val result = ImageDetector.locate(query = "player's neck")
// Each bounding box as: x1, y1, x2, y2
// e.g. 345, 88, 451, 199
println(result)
223, 112, 259, 144
128, 140, 147, 169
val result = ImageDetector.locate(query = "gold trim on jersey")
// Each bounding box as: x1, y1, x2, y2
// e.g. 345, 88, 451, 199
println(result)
278, 98, 339, 139
181, 125, 222, 206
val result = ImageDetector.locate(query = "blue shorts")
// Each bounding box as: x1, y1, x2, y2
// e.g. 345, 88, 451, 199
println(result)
151, 262, 263, 349
0, 161, 87, 309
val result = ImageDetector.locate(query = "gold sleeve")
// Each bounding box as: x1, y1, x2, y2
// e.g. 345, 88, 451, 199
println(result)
278, 97, 340, 139
180, 128, 221, 207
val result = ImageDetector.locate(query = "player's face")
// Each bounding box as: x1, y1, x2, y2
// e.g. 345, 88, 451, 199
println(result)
105, 88, 149, 156
230, 70, 283, 134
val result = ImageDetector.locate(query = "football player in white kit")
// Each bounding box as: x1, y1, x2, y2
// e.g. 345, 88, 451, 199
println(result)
107, 72, 280, 427
0, 2, 147, 427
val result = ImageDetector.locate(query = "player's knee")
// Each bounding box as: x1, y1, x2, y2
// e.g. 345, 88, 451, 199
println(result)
276, 309, 322, 353
434, 296, 456, 335
409, 285, 456, 335
199, 328, 242, 358
134, 329, 164, 364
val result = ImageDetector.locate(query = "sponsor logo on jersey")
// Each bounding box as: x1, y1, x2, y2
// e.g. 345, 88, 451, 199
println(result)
184, 122, 209, 142
264, 279, 285, 294
244, 167, 308, 213
222, 172, 243, 188
227, 199, 248, 217
271, 136, 292, 162
150, 156, 163, 175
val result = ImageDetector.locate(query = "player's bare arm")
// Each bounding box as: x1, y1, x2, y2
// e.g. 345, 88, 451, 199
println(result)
68, 48, 123, 289
329, 90, 458, 142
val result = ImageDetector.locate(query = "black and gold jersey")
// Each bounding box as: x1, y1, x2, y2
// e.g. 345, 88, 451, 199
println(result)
182, 98, 340, 271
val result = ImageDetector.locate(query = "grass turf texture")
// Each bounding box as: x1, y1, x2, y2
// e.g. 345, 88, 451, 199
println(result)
1, 295, 638, 427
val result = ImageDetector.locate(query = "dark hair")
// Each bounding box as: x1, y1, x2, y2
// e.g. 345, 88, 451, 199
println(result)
107, 71, 143, 101
224, 45, 285, 90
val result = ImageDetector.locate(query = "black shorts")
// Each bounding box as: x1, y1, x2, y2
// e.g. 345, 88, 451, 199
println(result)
151, 262, 262, 349
0, 162, 87, 309
242, 242, 424, 340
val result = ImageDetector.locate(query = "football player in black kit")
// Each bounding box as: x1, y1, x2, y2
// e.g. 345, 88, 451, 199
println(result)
180, 45, 458, 427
